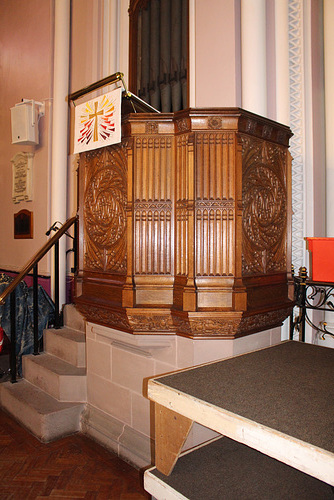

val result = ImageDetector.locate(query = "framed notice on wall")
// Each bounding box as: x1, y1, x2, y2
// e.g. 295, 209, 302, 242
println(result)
14, 209, 33, 239
11, 152, 34, 204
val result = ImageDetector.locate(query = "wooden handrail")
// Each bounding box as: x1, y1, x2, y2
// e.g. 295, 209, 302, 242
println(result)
0, 216, 77, 305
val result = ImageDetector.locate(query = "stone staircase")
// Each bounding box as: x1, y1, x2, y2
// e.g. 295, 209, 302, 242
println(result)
0, 304, 86, 442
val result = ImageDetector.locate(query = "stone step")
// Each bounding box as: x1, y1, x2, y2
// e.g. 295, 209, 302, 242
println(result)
23, 353, 87, 402
0, 379, 84, 442
44, 327, 86, 368
63, 303, 85, 332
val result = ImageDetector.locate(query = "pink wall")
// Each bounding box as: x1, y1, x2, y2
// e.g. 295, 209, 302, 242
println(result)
0, 0, 53, 275
69, 0, 99, 156
194, 0, 241, 108
70, 0, 102, 95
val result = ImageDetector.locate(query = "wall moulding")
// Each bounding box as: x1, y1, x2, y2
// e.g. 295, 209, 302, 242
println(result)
75, 107, 293, 339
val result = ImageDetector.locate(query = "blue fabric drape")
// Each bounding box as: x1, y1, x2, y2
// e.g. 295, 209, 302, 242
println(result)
0, 274, 54, 374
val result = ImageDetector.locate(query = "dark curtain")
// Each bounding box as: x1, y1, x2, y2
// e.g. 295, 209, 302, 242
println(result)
137, 0, 188, 112
0, 274, 54, 375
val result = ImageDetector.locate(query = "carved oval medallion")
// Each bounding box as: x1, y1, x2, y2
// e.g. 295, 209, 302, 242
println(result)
243, 163, 286, 251
85, 165, 126, 249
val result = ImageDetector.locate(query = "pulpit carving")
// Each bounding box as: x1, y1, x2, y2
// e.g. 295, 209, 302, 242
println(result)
75, 108, 293, 339
208, 116, 223, 129
83, 145, 127, 272
241, 136, 287, 275
145, 122, 159, 134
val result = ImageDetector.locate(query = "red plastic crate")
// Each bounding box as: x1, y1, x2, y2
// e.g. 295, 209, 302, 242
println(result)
306, 237, 334, 282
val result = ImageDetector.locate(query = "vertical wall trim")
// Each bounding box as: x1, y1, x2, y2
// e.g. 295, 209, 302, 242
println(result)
324, 0, 334, 237
51, 0, 70, 306
91, 0, 103, 82
241, 0, 267, 116
288, 0, 305, 269
119, 0, 130, 85
102, 0, 111, 77
303, 0, 317, 241
274, 0, 290, 341
103, 0, 120, 77
189, 0, 196, 107
275, 0, 290, 125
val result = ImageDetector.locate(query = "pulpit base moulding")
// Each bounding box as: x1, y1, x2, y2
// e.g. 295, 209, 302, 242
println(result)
75, 107, 293, 339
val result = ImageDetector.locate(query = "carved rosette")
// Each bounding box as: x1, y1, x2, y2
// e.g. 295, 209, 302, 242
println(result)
83, 145, 127, 273
241, 136, 287, 275
145, 121, 159, 134
208, 116, 223, 130
176, 118, 189, 132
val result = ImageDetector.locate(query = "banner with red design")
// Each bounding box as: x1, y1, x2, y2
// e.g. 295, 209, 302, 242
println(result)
74, 87, 122, 154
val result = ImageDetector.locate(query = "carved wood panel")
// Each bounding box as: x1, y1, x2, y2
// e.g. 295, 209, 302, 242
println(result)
241, 136, 287, 276
134, 136, 173, 275
175, 134, 192, 277
194, 133, 236, 277
76, 108, 293, 339
83, 145, 128, 273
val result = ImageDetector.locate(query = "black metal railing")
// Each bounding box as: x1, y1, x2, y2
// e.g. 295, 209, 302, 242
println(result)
290, 265, 334, 341
0, 216, 78, 383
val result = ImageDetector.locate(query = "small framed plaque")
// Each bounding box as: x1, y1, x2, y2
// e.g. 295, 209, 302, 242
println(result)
14, 209, 33, 239
11, 152, 33, 204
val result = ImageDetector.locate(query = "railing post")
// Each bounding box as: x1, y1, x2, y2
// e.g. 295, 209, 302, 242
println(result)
289, 265, 295, 340
33, 264, 39, 354
55, 240, 60, 328
10, 289, 17, 383
73, 216, 78, 273
299, 266, 308, 342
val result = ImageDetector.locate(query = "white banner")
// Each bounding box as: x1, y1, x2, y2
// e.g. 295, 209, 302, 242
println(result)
74, 87, 122, 154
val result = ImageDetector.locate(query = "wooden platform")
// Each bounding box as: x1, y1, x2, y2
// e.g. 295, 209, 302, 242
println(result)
145, 437, 334, 499
146, 340, 334, 491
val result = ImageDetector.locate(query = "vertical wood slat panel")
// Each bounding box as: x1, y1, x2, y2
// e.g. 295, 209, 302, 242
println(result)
222, 209, 227, 276
176, 134, 191, 276
134, 136, 173, 275
194, 133, 236, 277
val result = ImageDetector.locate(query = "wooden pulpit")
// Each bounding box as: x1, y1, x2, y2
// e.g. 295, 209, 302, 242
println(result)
75, 106, 293, 338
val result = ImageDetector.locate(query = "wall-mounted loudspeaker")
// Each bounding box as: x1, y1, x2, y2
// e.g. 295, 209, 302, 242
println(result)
11, 100, 45, 146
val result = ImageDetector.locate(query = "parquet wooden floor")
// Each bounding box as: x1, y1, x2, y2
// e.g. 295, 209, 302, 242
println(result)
0, 409, 150, 500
